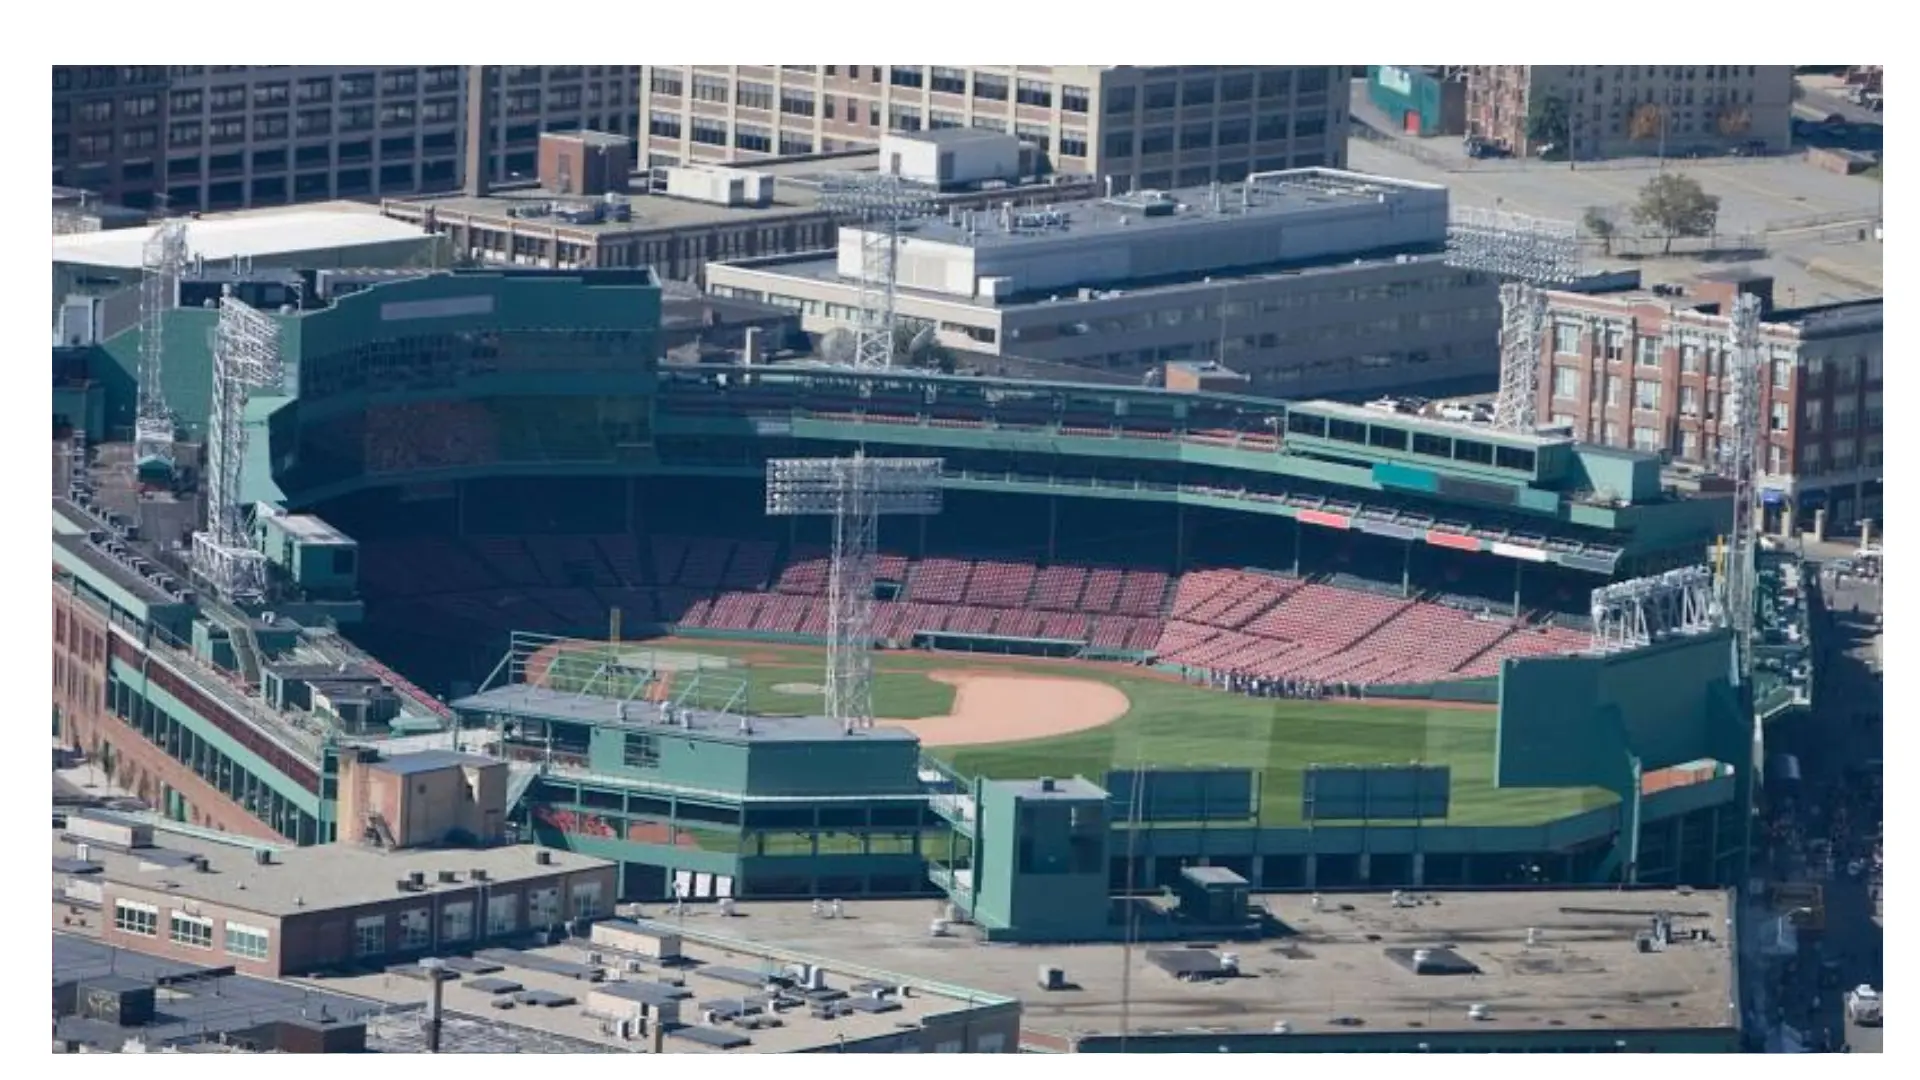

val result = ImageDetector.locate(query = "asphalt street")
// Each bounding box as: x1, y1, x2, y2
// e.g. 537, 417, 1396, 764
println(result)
1759, 565, 1882, 1053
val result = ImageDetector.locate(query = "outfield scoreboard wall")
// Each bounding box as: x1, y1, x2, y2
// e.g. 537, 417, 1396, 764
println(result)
1301, 764, 1452, 822
1105, 768, 1257, 823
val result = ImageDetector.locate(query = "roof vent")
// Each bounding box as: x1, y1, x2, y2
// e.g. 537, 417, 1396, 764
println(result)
1038, 777, 1057, 792
535, 850, 554, 866
1467, 1003, 1491, 1021
471, 868, 489, 882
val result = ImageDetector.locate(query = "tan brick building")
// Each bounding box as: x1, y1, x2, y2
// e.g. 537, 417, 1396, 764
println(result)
1466, 65, 1793, 159
1534, 277, 1882, 536
639, 65, 1349, 191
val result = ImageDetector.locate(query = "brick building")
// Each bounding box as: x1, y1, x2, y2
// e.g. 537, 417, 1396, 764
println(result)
1534, 276, 1882, 536
639, 65, 1349, 192
1466, 65, 1794, 159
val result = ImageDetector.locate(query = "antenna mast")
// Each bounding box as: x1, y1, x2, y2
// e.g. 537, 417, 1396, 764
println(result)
1719, 293, 1765, 677
1444, 207, 1581, 432
190, 290, 284, 604
134, 219, 191, 469
765, 453, 944, 730
818, 174, 936, 370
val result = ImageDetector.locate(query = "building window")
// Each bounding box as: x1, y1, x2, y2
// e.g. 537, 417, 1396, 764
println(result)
930, 68, 967, 96
486, 895, 519, 936
1221, 73, 1254, 103
1770, 402, 1790, 432
649, 70, 683, 97
690, 118, 727, 147
737, 81, 773, 112
1602, 421, 1622, 446
1605, 375, 1623, 407
225, 922, 270, 961
169, 90, 202, 113
1680, 384, 1700, 416
571, 881, 603, 920
1799, 442, 1823, 475
354, 915, 386, 958
528, 887, 561, 930
972, 73, 1008, 102
1061, 84, 1090, 113
1771, 357, 1792, 388
1605, 328, 1625, 362
779, 89, 815, 117
1632, 425, 1660, 452
114, 900, 158, 937
440, 901, 473, 942
1015, 78, 1052, 108
1140, 128, 1174, 156
1553, 323, 1581, 355
170, 912, 215, 949
1835, 398, 1858, 433
1633, 378, 1661, 411
623, 733, 660, 769
1766, 444, 1785, 474
1105, 86, 1135, 115
399, 908, 431, 951
1059, 130, 1088, 158
1636, 336, 1660, 367
734, 123, 772, 152
1680, 343, 1701, 372
648, 111, 681, 139
889, 66, 924, 90
1144, 82, 1177, 111
691, 74, 729, 104
1804, 404, 1823, 434
1681, 430, 1700, 459
1553, 366, 1580, 400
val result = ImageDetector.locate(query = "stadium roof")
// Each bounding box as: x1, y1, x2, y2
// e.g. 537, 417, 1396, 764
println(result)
51, 211, 430, 270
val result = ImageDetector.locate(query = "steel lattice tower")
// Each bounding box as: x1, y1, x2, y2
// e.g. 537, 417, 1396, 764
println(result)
1445, 207, 1581, 433
818, 174, 936, 371
1719, 293, 1765, 676
190, 290, 284, 603
766, 454, 943, 731
134, 219, 190, 468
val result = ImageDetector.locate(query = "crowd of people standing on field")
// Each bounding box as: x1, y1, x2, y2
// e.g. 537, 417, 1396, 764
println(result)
1197, 670, 1369, 701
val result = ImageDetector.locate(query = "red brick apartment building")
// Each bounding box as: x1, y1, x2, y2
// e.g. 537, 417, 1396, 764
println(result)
1534, 275, 1882, 537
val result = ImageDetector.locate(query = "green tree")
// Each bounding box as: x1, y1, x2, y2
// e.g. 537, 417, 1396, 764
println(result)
1526, 93, 1569, 153
1632, 173, 1721, 254
1582, 206, 1619, 256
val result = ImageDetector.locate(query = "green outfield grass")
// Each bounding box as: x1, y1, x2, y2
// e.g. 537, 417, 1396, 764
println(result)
603, 638, 1618, 828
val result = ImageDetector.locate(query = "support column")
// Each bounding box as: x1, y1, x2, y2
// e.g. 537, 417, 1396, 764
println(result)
1303, 853, 1318, 889
1047, 496, 1058, 563
1411, 851, 1427, 887
1512, 561, 1524, 615
1401, 541, 1413, 598
1291, 518, 1303, 576
1357, 852, 1373, 884
1250, 854, 1266, 888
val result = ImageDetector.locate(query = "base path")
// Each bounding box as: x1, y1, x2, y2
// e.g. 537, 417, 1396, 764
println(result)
884, 671, 1129, 747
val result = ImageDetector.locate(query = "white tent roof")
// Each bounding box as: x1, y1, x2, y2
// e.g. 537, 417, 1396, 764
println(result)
51, 211, 428, 270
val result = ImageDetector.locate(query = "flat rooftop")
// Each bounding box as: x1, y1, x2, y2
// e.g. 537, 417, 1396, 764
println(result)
698, 888, 1736, 1042
1300, 399, 1574, 450
385, 182, 828, 235
451, 684, 918, 744
297, 928, 1008, 1053
891, 167, 1443, 251
53, 934, 383, 1052
51, 211, 430, 270
55, 820, 612, 919
732, 246, 1455, 310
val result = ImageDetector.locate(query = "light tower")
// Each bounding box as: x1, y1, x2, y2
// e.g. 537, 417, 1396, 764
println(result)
765, 453, 944, 731
190, 290, 284, 604
1445, 207, 1582, 432
1718, 292, 1765, 675
818, 174, 937, 370
134, 219, 191, 470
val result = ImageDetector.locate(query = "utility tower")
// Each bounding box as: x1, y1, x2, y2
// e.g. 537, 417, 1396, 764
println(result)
819, 174, 936, 370
190, 290, 284, 604
1718, 292, 1765, 675
134, 219, 191, 470
1445, 207, 1581, 432
765, 453, 944, 731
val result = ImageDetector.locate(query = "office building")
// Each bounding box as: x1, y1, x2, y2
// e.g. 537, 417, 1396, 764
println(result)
1465, 65, 1794, 159
1535, 274, 1882, 536
639, 66, 1349, 191
53, 65, 641, 213
707, 167, 1503, 396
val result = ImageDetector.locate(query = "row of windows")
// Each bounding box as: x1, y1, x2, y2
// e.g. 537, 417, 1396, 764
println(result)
112, 900, 270, 960
1106, 68, 1331, 115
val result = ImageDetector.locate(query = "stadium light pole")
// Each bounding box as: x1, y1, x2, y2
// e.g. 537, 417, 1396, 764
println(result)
817, 174, 937, 371
133, 219, 190, 471
1444, 207, 1582, 433
190, 289, 283, 604
765, 453, 944, 731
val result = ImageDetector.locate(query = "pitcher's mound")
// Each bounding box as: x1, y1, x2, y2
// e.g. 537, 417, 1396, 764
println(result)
885, 671, 1129, 747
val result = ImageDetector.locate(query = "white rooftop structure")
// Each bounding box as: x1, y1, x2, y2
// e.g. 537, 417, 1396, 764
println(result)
51, 211, 431, 271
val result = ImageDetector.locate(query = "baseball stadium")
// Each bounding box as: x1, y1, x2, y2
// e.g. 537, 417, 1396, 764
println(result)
54, 265, 1761, 944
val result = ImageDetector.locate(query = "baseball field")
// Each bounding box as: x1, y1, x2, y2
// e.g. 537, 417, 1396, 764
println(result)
527, 637, 1617, 828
